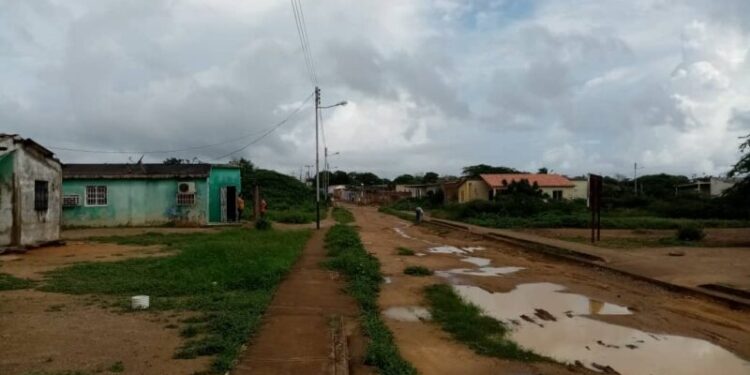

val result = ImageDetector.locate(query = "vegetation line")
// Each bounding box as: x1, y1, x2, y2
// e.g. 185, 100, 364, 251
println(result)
424, 284, 549, 363
324, 214, 417, 375
0, 273, 35, 291
332, 206, 355, 224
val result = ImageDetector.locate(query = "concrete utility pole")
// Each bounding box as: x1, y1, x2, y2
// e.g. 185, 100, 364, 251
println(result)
315, 86, 321, 230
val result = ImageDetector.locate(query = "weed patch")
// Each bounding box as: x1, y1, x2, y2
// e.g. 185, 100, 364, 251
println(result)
0, 273, 34, 290
324, 224, 417, 375
42, 229, 310, 373
424, 284, 548, 363
403, 266, 433, 276
332, 207, 355, 224
396, 247, 415, 256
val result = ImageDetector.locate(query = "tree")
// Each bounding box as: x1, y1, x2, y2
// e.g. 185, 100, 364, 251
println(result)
163, 157, 188, 165
462, 164, 521, 177
537, 167, 548, 174
423, 172, 439, 183
393, 174, 417, 184
501, 179, 543, 197
638, 174, 689, 199
329, 170, 350, 185
724, 134, 750, 215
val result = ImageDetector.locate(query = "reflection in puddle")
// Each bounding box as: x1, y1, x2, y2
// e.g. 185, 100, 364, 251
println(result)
438, 267, 525, 278
383, 306, 432, 322
428, 246, 466, 255
393, 227, 414, 240
461, 257, 491, 267
384, 277, 392, 284
455, 283, 750, 375
462, 246, 485, 253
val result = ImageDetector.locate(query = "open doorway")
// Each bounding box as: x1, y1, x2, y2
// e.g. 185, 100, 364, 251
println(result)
226, 186, 237, 222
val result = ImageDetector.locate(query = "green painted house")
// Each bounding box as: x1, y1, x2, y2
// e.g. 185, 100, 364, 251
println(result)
62, 163, 241, 227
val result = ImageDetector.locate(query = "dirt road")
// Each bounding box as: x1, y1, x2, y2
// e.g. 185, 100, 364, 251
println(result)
350, 205, 750, 375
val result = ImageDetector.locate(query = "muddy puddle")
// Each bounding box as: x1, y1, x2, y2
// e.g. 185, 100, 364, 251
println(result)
454, 283, 750, 375
461, 256, 491, 267
437, 267, 525, 278
383, 306, 432, 322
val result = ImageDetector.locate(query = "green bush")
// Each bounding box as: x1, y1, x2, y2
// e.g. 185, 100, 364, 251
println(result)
677, 225, 705, 241
403, 266, 433, 276
255, 217, 272, 230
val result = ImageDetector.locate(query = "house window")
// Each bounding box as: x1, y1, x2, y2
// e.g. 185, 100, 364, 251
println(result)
176, 193, 195, 206
86, 185, 107, 206
62, 195, 81, 208
34, 180, 49, 211
552, 190, 563, 201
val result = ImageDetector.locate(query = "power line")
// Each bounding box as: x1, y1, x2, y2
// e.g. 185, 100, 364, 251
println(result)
213, 93, 314, 160
290, 0, 318, 86
47, 93, 313, 157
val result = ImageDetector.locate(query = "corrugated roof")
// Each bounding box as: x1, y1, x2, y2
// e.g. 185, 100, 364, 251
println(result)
63, 163, 212, 180
480, 173, 574, 188
0, 133, 57, 160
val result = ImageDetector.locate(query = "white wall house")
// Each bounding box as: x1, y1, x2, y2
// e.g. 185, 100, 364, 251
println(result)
0, 134, 62, 249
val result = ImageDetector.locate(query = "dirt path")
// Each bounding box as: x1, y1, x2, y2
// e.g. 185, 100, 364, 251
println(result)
350, 205, 750, 375
232, 228, 371, 375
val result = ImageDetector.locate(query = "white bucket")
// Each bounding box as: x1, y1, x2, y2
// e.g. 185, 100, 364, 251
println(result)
131, 295, 150, 310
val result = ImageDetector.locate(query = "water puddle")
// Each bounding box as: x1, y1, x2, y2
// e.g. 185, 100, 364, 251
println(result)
393, 227, 414, 240
383, 306, 432, 322
428, 245, 466, 255
415, 253, 427, 257
461, 257, 491, 267
437, 266, 525, 278
454, 283, 750, 375
384, 277, 392, 284
462, 246, 485, 253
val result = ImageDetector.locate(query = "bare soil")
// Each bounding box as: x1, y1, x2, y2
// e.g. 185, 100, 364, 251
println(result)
350, 205, 750, 374
520, 228, 750, 291
524, 227, 750, 247
0, 241, 210, 375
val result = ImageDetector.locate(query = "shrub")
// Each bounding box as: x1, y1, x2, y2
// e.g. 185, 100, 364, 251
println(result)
403, 266, 433, 276
397, 247, 415, 256
676, 225, 705, 241
255, 217, 272, 230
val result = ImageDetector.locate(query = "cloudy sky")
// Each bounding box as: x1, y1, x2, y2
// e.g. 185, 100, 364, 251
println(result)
2, 0, 749, 179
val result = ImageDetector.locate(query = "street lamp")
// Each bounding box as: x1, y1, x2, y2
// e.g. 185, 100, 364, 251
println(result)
314, 87, 347, 230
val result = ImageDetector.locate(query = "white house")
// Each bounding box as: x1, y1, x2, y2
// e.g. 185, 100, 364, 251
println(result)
0, 134, 62, 249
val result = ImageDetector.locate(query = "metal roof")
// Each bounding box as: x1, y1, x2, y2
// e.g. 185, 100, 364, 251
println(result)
479, 173, 575, 188
63, 163, 213, 180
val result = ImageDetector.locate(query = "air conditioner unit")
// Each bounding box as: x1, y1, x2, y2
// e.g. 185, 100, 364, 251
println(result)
177, 182, 196, 194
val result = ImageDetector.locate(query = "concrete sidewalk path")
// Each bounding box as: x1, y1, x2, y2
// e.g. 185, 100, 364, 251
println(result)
232, 229, 360, 375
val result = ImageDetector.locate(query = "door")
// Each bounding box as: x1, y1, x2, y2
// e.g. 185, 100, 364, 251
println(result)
220, 187, 227, 223
226, 186, 237, 222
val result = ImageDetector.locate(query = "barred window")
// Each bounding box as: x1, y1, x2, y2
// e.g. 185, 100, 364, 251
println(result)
86, 185, 107, 206
34, 180, 49, 211
177, 193, 195, 206
62, 195, 81, 207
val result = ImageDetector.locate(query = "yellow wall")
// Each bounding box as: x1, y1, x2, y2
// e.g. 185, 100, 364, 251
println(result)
458, 180, 490, 203
539, 186, 576, 200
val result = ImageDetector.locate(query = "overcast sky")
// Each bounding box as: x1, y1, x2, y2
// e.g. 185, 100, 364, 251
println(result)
2, 0, 749, 179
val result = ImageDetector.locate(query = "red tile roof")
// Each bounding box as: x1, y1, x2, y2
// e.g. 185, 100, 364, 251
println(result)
479, 174, 574, 188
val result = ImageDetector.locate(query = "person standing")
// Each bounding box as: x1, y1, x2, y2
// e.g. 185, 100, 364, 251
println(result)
415, 206, 424, 224
236, 194, 245, 221
260, 199, 268, 218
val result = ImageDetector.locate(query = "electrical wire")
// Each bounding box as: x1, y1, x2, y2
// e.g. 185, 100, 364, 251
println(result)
212, 92, 314, 160
290, 0, 318, 86
47, 93, 314, 156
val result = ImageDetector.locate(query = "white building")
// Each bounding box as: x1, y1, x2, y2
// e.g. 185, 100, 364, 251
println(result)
676, 177, 737, 197
0, 134, 62, 249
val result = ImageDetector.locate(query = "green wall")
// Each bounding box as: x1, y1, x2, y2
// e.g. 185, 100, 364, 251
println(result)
62, 178, 209, 227
208, 166, 241, 223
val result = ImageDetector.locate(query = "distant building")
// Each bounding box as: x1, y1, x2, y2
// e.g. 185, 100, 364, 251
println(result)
457, 174, 576, 203
676, 177, 737, 197
0, 134, 62, 249
569, 177, 589, 200
395, 183, 441, 199
441, 180, 461, 203
61, 163, 241, 227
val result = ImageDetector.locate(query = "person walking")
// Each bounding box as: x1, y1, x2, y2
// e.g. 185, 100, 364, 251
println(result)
415, 206, 424, 224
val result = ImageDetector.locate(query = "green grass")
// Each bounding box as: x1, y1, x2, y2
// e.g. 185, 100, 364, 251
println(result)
332, 207, 355, 224
424, 284, 548, 362
324, 224, 417, 375
107, 361, 125, 373
0, 273, 34, 290
42, 229, 311, 373
396, 247, 415, 256
403, 266, 432, 276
